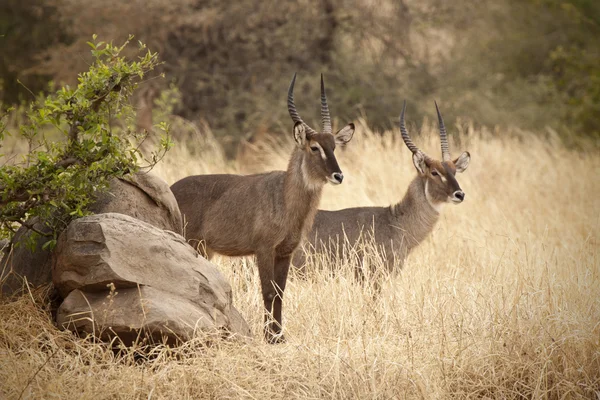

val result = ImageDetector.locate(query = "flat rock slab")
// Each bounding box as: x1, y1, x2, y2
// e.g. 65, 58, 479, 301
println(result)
57, 286, 241, 345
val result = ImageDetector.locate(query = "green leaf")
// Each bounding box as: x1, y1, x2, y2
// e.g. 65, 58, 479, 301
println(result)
42, 239, 57, 250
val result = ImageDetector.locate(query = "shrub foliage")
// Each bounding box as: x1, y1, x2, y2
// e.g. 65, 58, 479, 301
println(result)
0, 37, 172, 247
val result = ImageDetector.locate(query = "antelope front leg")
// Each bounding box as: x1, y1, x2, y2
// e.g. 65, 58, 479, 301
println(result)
272, 254, 292, 341
256, 249, 282, 344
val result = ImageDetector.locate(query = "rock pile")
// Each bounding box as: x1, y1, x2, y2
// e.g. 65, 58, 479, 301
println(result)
1, 173, 251, 345
54, 213, 250, 344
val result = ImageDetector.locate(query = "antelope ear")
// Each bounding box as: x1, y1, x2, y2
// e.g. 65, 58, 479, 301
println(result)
454, 151, 471, 173
293, 122, 307, 147
412, 152, 428, 175
334, 123, 355, 146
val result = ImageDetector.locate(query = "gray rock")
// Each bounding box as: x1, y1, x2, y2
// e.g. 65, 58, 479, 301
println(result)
53, 213, 251, 342
89, 172, 183, 235
57, 287, 246, 345
0, 219, 54, 297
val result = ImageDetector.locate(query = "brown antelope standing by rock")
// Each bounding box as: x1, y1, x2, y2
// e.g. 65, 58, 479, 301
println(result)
293, 101, 470, 277
170, 74, 355, 343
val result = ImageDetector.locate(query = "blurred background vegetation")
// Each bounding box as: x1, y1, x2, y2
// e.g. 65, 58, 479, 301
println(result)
1, 0, 599, 155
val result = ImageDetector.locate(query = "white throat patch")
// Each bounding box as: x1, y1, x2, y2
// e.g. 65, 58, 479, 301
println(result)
425, 179, 443, 213
301, 157, 322, 192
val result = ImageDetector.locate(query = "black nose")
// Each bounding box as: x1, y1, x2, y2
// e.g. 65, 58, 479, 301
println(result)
333, 172, 343, 183
454, 191, 465, 201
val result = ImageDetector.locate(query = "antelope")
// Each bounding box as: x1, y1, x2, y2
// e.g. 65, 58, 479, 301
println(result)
170, 74, 355, 343
293, 101, 470, 277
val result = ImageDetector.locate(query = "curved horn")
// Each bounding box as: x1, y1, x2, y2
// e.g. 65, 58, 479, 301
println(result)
400, 101, 420, 154
435, 101, 451, 161
400, 101, 433, 162
288, 73, 317, 136
320, 74, 332, 134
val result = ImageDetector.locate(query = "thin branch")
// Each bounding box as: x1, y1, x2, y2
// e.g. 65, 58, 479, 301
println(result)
133, 129, 151, 153
68, 120, 80, 143
3, 222, 17, 235
17, 347, 59, 400
0, 192, 31, 206
1, 153, 19, 168
0, 157, 82, 206
16, 79, 37, 100
18, 220, 53, 238
54, 157, 80, 168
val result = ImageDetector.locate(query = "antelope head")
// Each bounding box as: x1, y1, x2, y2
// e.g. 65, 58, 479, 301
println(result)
288, 73, 355, 186
400, 101, 471, 207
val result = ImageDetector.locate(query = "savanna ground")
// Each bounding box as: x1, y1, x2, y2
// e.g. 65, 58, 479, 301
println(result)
1, 120, 599, 398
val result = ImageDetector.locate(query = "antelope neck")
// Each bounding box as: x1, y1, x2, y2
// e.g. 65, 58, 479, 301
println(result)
390, 175, 441, 248
283, 149, 323, 224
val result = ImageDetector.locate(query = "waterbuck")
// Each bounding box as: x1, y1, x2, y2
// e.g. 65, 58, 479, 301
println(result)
293, 101, 470, 276
170, 74, 355, 343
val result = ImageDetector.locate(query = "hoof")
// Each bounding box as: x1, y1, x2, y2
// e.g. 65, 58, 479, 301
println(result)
265, 332, 286, 344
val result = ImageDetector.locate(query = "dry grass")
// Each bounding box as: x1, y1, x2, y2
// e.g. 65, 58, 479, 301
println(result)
1, 120, 599, 399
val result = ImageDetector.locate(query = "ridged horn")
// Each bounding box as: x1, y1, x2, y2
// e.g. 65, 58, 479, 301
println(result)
288, 73, 317, 136
320, 74, 332, 135
400, 101, 433, 162
435, 101, 451, 161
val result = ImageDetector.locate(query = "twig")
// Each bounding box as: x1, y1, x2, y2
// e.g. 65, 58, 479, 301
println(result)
0, 157, 81, 206
16, 79, 36, 100
68, 121, 80, 143
54, 157, 80, 168
19, 220, 53, 238
17, 347, 59, 400
0, 191, 31, 206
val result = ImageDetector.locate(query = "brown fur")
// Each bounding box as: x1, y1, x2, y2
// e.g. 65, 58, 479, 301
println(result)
171, 122, 354, 343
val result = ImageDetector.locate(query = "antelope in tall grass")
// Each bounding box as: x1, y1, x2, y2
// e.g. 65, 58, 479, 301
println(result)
293, 101, 470, 276
171, 74, 355, 343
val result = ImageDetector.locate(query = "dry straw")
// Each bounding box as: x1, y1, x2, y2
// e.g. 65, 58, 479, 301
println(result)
1, 120, 599, 398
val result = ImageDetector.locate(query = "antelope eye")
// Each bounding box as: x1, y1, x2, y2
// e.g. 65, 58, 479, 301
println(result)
431, 170, 439, 176
310, 146, 319, 153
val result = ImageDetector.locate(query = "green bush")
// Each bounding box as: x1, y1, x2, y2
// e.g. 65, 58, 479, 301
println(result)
0, 36, 172, 248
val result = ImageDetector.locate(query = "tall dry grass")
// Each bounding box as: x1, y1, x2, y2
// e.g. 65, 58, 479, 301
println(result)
1, 120, 599, 399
